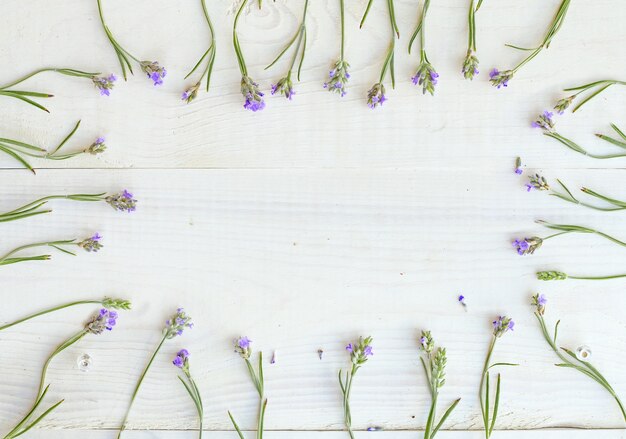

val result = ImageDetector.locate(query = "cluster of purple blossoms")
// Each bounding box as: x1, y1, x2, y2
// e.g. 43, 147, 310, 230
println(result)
461, 50, 479, 80
412, 62, 439, 95
106, 190, 137, 213
346, 336, 373, 365
164, 308, 194, 339
85, 137, 107, 155
173, 349, 190, 369
92, 74, 117, 96
140, 61, 167, 86
271, 76, 295, 100
323, 60, 350, 97
531, 293, 547, 315
78, 233, 103, 252
181, 83, 200, 104
492, 315, 515, 337
234, 336, 252, 359
531, 111, 555, 131
86, 308, 118, 334
241, 76, 265, 112
366, 83, 386, 109
554, 95, 575, 115
489, 68, 513, 89
418, 330, 434, 354
512, 236, 542, 255
525, 173, 550, 192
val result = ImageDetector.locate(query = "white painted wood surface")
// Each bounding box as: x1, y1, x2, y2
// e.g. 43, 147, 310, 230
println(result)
0, 0, 625, 437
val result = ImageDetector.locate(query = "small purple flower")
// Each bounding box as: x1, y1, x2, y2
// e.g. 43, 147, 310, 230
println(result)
462, 49, 480, 80
458, 294, 467, 309
78, 233, 103, 252
182, 83, 200, 104
531, 111, 555, 132
532, 293, 547, 315
86, 137, 107, 155
554, 96, 575, 115
241, 76, 265, 112
363, 345, 373, 357
173, 349, 190, 369
345, 343, 353, 353
271, 76, 295, 100
419, 331, 434, 353
367, 83, 386, 109
347, 336, 373, 365
234, 336, 252, 359
92, 74, 117, 96
86, 308, 118, 334
513, 237, 543, 256
164, 308, 193, 339
324, 60, 350, 97
106, 190, 137, 213
492, 315, 514, 337
515, 167, 523, 175
526, 173, 550, 192
537, 294, 547, 306
411, 61, 439, 96
140, 61, 167, 86
489, 68, 513, 89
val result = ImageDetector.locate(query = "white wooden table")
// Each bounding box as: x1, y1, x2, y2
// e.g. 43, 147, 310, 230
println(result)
1, 0, 625, 437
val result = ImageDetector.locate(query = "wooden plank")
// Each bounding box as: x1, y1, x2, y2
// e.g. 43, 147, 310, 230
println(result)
0, 0, 624, 170
0, 168, 624, 433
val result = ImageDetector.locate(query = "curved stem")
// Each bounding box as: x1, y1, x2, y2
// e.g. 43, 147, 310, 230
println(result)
0, 69, 56, 90
0, 301, 101, 331
0, 240, 76, 266
117, 334, 168, 438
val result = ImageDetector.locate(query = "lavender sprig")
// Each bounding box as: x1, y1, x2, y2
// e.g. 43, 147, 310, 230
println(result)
0, 297, 130, 332
532, 114, 626, 159
418, 331, 461, 439
362, 0, 398, 108
173, 350, 204, 438
0, 233, 103, 267
526, 175, 626, 212
555, 80, 626, 114
0, 68, 103, 112
96, 0, 166, 84
513, 219, 626, 256
339, 336, 373, 439
490, 0, 571, 88
3, 309, 119, 439
233, 0, 265, 111
532, 294, 625, 422
183, 0, 217, 103
265, 0, 310, 101
409, 0, 439, 95
117, 308, 193, 438
462, 0, 482, 80
228, 336, 267, 439
0, 120, 106, 174
0, 190, 137, 223
537, 270, 626, 281
324, 0, 350, 97
479, 317, 517, 438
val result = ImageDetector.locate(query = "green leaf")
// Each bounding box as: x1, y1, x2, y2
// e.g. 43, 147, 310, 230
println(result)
227, 411, 245, 439
489, 374, 501, 435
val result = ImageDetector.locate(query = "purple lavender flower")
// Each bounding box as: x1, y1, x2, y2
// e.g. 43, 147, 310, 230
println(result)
489, 68, 513, 89
182, 83, 200, 104
271, 76, 295, 100
526, 173, 550, 191
512, 237, 542, 256
531, 111, 555, 131
412, 61, 439, 95
105, 190, 137, 212
140, 61, 167, 86
234, 336, 252, 359
240, 76, 265, 112
78, 233, 103, 252
419, 330, 434, 353
515, 168, 523, 175
86, 137, 106, 155
347, 336, 373, 365
324, 60, 350, 97
492, 315, 514, 337
92, 74, 117, 96
531, 293, 548, 315
173, 349, 190, 369
86, 308, 118, 334
366, 83, 386, 109
554, 96, 575, 115
458, 294, 467, 309
164, 308, 193, 339
461, 50, 480, 80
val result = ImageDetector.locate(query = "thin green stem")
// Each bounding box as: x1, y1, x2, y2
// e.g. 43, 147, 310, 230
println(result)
117, 334, 168, 438
340, 0, 345, 61
0, 300, 101, 332
479, 337, 496, 438
233, 0, 249, 76
0, 240, 77, 266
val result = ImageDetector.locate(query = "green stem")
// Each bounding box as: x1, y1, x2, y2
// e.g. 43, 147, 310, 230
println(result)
339, 0, 345, 61
117, 334, 168, 438
233, 0, 249, 76
0, 300, 101, 331
569, 273, 626, 280
0, 240, 77, 266
479, 337, 496, 438
378, 0, 397, 85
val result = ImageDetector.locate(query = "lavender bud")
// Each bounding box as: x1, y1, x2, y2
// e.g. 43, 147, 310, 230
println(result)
461, 49, 479, 80
85, 308, 118, 334
346, 336, 373, 365
489, 68, 513, 89
102, 297, 132, 310
512, 237, 543, 255
86, 137, 106, 155
271, 77, 295, 100
366, 83, 386, 109
324, 60, 350, 97
241, 76, 265, 112
106, 190, 137, 213
537, 271, 568, 281
92, 74, 117, 96
164, 308, 193, 339
531, 293, 547, 315
492, 315, 514, 337
78, 233, 103, 253
234, 336, 252, 359
140, 61, 167, 86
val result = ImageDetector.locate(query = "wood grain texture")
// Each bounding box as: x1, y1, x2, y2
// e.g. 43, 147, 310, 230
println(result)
0, 0, 625, 437
0, 168, 625, 434
0, 0, 624, 170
